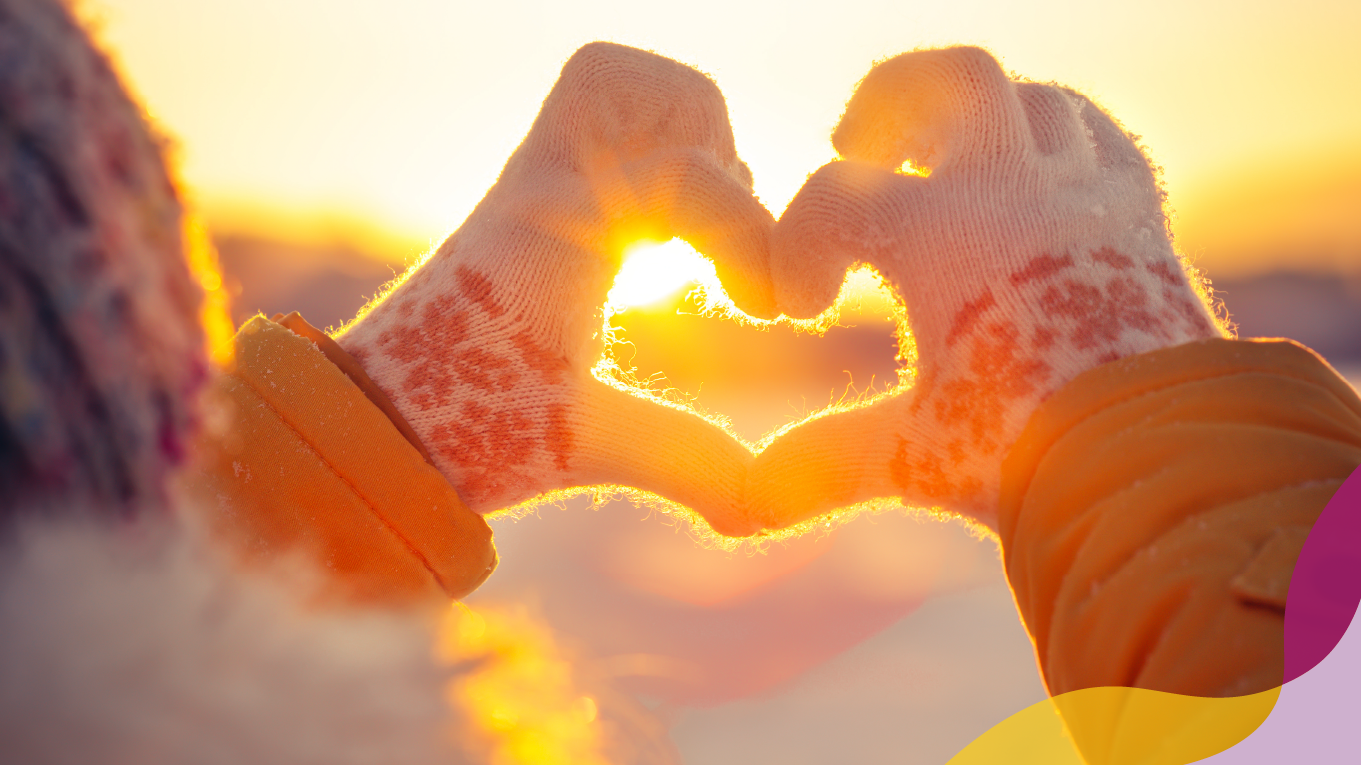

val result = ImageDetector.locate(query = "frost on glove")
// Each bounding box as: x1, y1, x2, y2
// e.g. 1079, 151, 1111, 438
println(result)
753, 47, 1225, 531
338, 43, 775, 534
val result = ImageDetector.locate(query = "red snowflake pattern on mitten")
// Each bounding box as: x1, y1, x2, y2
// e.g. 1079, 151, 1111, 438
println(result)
350, 266, 573, 506
750, 47, 1225, 531
336, 44, 772, 529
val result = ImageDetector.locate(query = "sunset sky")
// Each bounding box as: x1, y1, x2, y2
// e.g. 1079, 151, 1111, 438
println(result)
84, 0, 1360, 278
68, 4, 1361, 758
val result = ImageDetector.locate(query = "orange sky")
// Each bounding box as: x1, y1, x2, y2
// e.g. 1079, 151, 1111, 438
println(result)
85, 0, 1361, 278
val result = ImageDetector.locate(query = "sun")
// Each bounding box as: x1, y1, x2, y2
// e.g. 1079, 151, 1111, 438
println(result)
606, 238, 718, 311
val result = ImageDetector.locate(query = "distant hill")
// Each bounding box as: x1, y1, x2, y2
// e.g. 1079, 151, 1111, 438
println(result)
214, 233, 405, 332
1213, 271, 1361, 365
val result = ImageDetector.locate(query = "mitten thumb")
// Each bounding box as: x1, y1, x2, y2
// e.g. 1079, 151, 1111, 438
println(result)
772, 160, 921, 319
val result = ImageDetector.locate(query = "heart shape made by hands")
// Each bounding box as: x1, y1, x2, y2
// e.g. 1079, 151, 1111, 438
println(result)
337, 42, 1223, 542
597, 258, 912, 539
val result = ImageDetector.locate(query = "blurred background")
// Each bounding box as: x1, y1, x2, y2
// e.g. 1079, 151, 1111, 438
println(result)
86, 0, 1360, 762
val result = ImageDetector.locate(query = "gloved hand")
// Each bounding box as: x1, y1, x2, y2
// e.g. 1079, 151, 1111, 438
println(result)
750, 47, 1225, 532
337, 43, 774, 534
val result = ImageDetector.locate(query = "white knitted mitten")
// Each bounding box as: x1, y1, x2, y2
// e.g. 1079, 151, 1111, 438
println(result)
751, 47, 1224, 531
338, 43, 773, 531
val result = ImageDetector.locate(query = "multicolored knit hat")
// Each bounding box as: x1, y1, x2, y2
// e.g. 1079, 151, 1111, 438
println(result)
0, 0, 204, 520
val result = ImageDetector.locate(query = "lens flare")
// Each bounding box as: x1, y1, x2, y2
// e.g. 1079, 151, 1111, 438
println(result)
439, 603, 608, 765
607, 239, 717, 311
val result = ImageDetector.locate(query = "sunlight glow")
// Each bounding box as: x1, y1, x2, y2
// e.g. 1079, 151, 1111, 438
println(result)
439, 603, 608, 765
183, 213, 236, 367
606, 239, 717, 311
897, 159, 932, 177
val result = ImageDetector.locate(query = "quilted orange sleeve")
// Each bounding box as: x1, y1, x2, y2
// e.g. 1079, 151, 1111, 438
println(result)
999, 337, 1361, 698
190, 315, 496, 605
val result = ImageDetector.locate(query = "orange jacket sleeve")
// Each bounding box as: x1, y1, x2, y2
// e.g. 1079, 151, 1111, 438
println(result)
999, 337, 1361, 698
190, 315, 496, 605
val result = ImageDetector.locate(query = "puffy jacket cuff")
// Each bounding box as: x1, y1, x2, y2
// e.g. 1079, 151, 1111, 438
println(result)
1001, 337, 1361, 697
193, 315, 496, 604
998, 337, 1361, 765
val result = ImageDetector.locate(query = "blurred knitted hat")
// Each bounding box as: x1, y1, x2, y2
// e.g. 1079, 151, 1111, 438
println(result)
0, 0, 204, 520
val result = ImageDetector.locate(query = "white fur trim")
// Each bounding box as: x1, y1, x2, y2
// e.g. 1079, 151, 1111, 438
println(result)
0, 517, 467, 765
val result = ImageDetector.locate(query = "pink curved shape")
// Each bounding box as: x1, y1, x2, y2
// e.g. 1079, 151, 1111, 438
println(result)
1284, 463, 1361, 681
